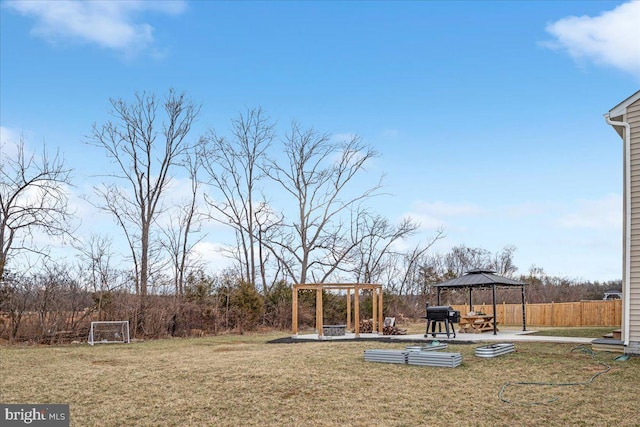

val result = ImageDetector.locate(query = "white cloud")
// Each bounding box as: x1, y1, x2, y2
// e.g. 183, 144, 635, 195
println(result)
544, 1, 640, 78
5, 0, 186, 55
407, 200, 485, 230
0, 125, 20, 143
501, 201, 558, 220
331, 132, 359, 143
381, 129, 400, 138
556, 193, 622, 229
399, 196, 622, 281
192, 241, 233, 272
412, 200, 485, 217
0, 126, 21, 158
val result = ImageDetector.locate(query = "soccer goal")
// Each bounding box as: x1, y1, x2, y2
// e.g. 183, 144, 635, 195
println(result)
88, 321, 130, 345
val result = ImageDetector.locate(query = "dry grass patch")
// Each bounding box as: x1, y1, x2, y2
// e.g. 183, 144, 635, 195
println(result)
1, 332, 638, 426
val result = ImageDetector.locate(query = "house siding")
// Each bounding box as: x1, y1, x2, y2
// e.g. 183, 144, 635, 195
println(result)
627, 97, 640, 349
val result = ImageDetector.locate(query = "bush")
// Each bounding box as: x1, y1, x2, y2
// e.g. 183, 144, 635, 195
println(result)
264, 281, 292, 329
230, 281, 264, 334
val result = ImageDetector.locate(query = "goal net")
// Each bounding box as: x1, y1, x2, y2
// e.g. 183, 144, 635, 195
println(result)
88, 321, 130, 345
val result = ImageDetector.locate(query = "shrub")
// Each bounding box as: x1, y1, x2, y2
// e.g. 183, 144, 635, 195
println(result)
230, 281, 264, 334
264, 281, 292, 329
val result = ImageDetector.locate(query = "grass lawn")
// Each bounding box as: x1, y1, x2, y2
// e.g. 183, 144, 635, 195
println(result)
1, 332, 638, 427
528, 327, 617, 338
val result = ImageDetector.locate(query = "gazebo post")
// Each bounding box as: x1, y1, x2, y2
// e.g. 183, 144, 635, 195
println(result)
469, 287, 473, 312
492, 284, 498, 335
437, 287, 441, 305
521, 284, 527, 331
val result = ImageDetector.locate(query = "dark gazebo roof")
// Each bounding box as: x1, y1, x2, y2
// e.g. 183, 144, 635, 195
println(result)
433, 269, 528, 334
433, 269, 527, 289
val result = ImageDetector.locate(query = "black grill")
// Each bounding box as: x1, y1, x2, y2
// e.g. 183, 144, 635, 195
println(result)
423, 305, 460, 338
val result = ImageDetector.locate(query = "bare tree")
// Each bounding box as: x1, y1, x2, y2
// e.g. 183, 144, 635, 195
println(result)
0, 136, 74, 280
380, 235, 444, 297
0, 271, 36, 342
440, 244, 518, 278
200, 107, 275, 293
160, 148, 205, 296
444, 245, 492, 277
350, 215, 428, 284
86, 90, 200, 296
415, 253, 452, 295
490, 245, 518, 277
263, 123, 382, 284
74, 233, 127, 320
253, 202, 285, 291
397, 242, 440, 296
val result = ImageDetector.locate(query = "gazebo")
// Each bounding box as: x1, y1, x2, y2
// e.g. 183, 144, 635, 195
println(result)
433, 269, 527, 335
291, 283, 383, 337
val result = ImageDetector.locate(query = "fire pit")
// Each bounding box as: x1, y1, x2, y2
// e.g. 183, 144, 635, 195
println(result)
423, 304, 460, 338
322, 325, 346, 336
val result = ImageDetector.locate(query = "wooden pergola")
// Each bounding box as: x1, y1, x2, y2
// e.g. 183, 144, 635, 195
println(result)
292, 283, 383, 337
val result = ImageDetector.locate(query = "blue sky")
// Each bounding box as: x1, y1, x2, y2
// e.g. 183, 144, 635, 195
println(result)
1, 1, 639, 281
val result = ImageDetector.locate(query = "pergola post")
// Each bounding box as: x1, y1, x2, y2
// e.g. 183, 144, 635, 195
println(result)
354, 286, 360, 337
292, 286, 298, 335
316, 287, 323, 337
346, 289, 351, 331
372, 288, 378, 334
378, 288, 383, 334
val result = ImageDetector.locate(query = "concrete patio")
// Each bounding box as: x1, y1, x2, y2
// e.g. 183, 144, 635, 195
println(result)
290, 328, 594, 345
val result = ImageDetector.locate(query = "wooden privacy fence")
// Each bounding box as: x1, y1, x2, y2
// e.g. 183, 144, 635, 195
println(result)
450, 299, 622, 327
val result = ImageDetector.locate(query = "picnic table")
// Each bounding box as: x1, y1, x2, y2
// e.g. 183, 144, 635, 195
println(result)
458, 314, 497, 334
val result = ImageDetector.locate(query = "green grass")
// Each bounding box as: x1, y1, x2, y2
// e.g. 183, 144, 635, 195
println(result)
1, 332, 638, 427
529, 327, 617, 338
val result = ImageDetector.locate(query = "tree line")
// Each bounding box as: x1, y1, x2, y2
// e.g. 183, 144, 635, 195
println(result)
0, 246, 621, 344
0, 89, 621, 342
